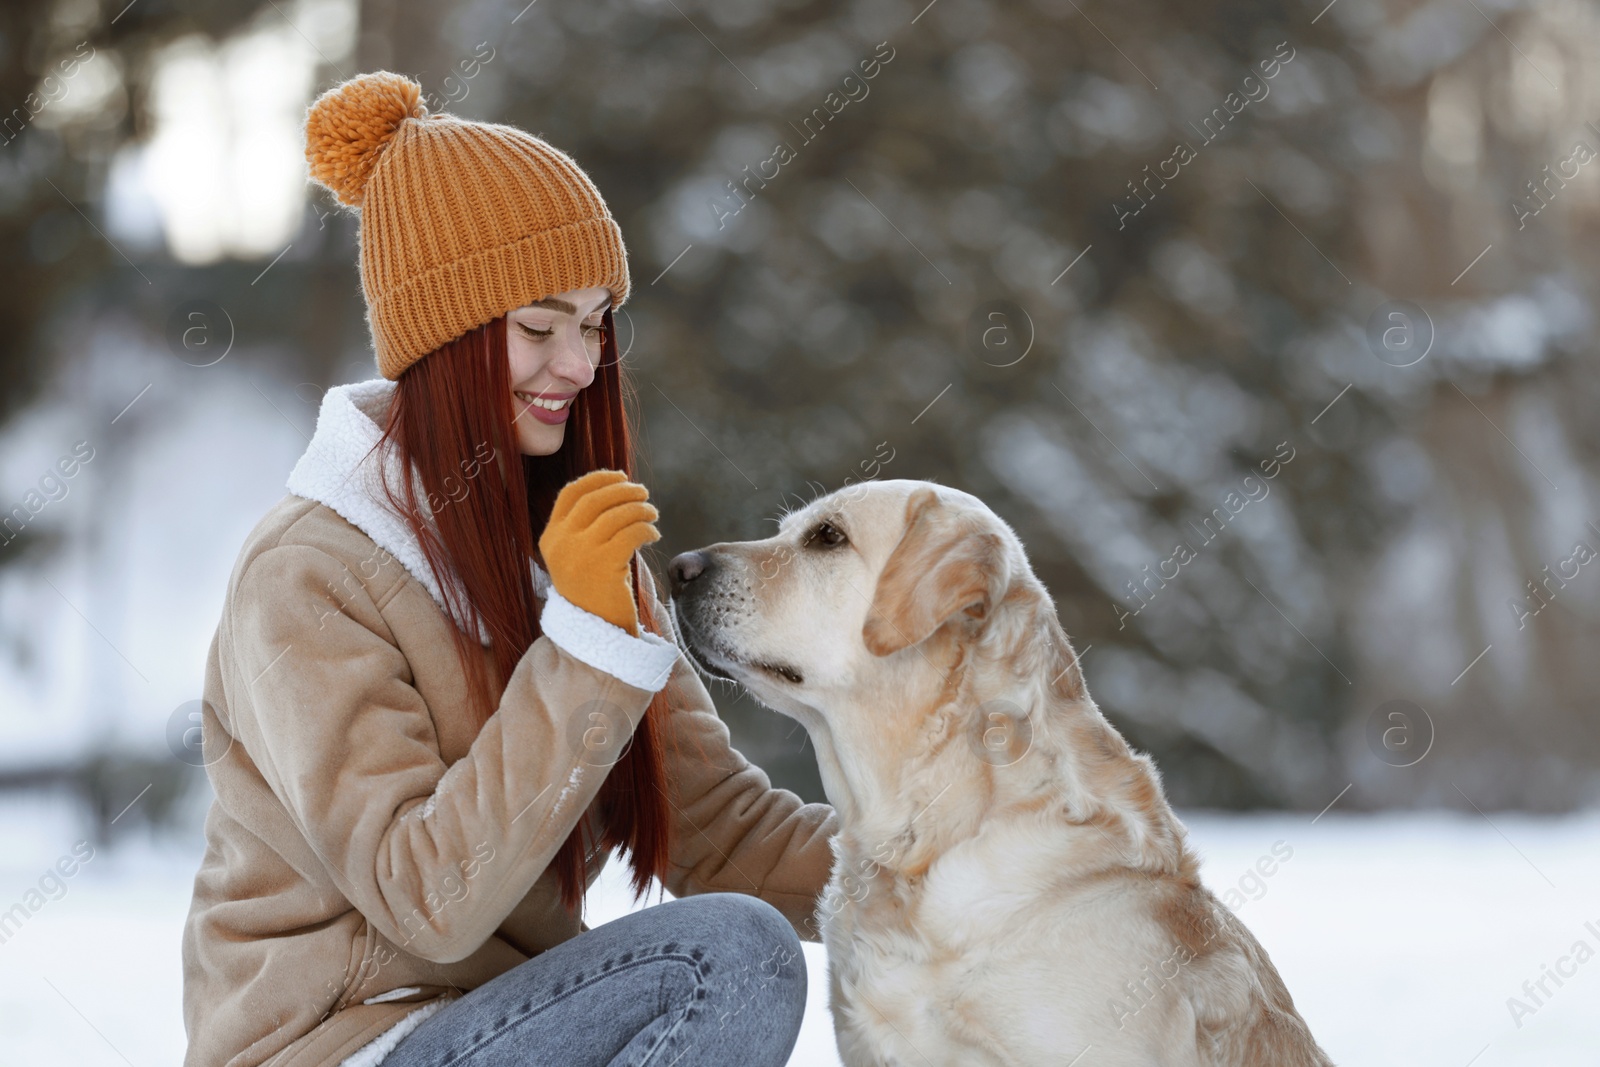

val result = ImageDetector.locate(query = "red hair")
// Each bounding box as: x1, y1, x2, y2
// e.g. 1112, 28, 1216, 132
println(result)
368, 305, 673, 916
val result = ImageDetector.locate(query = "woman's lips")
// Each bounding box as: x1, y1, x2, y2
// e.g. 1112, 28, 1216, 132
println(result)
516, 391, 573, 425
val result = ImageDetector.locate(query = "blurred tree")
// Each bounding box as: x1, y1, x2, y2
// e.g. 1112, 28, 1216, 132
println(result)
3, 0, 1598, 815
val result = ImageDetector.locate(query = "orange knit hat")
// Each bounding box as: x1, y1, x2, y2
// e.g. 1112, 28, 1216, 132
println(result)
303, 71, 632, 380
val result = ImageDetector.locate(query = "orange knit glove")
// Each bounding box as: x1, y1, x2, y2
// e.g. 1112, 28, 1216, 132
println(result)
537, 470, 660, 636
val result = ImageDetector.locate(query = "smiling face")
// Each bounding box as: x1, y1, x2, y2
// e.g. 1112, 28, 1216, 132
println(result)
506, 286, 613, 457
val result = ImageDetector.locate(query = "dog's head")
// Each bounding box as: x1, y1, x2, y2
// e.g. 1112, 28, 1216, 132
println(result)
666, 479, 1020, 718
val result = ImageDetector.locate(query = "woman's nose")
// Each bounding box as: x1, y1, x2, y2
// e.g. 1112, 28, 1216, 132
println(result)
549, 327, 598, 385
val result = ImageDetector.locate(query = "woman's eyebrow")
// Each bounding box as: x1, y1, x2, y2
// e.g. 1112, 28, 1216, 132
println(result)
522, 294, 612, 315
523, 297, 577, 314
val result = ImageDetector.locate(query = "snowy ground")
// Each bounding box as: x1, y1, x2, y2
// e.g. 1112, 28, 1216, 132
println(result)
1, 793, 1597, 1066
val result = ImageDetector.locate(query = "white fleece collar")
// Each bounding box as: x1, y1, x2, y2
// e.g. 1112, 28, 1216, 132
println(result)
285, 379, 679, 692
285, 378, 528, 645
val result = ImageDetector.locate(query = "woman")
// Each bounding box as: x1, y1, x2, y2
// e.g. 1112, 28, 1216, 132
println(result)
180, 71, 838, 1067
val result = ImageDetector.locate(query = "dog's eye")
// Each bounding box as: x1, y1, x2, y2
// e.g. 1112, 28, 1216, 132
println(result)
806, 521, 848, 548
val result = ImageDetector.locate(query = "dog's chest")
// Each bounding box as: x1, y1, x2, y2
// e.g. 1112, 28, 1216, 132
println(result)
821, 824, 1174, 1065
824, 880, 966, 1064
822, 847, 1053, 1065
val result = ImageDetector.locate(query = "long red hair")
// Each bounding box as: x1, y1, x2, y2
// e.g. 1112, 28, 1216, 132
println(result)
367, 305, 672, 916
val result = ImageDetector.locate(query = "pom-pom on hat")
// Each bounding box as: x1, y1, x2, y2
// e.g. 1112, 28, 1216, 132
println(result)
304, 70, 631, 380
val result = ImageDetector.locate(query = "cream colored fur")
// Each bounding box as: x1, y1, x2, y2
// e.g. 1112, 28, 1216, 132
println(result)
670, 479, 1334, 1067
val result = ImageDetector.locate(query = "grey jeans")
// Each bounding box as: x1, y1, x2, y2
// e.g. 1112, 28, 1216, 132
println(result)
380, 892, 809, 1067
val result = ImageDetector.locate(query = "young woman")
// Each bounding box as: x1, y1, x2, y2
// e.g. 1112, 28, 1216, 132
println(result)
180, 71, 838, 1067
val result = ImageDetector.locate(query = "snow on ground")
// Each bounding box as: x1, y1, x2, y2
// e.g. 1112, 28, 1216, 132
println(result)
1, 792, 1596, 1066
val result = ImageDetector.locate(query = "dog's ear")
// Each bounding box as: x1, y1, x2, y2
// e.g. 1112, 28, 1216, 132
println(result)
863, 488, 1008, 657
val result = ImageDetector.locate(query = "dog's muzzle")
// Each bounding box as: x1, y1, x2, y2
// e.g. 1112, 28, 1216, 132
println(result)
667, 549, 804, 685
668, 550, 736, 680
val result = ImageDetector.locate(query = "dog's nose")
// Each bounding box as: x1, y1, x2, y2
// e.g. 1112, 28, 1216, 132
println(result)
668, 550, 714, 593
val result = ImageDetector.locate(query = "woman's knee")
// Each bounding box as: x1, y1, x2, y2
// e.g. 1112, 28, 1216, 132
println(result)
665, 893, 806, 1006
662, 894, 806, 1064
669, 894, 801, 959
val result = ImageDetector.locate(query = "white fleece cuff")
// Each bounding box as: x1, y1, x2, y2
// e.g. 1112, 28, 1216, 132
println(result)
539, 585, 680, 693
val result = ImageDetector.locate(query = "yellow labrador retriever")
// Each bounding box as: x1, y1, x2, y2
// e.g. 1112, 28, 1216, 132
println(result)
665, 479, 1333, 1067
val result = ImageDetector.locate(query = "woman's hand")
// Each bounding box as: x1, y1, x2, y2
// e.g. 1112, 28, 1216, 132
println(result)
538, 470, 659, 636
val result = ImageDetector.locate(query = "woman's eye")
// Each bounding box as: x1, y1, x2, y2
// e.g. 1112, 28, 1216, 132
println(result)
519, 322, 604, 342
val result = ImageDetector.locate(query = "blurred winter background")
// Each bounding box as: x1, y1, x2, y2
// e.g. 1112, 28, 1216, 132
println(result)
2, 0, 1599, 1061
